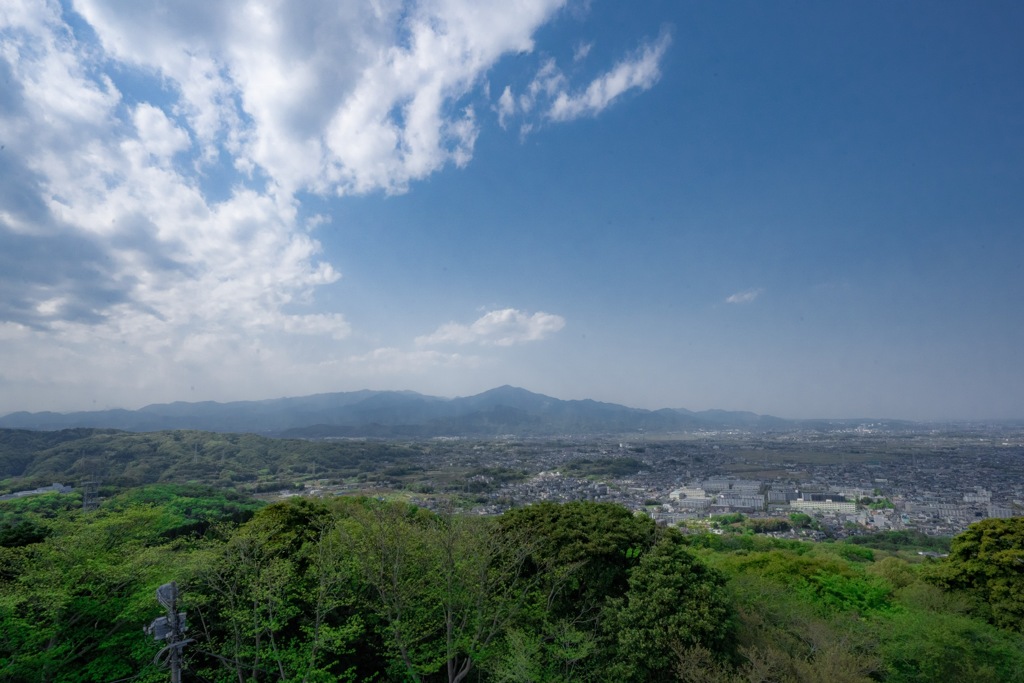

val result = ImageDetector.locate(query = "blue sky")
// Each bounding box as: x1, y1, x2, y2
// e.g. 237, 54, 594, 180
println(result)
1, 1, 1022, 420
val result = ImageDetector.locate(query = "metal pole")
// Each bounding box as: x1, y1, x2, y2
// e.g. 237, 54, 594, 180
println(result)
148, 582, 189, 683
170, 643, 181, 683
167, 584, 181, 683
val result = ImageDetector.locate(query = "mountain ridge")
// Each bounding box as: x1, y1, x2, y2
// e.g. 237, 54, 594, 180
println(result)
0, 387, 909, 436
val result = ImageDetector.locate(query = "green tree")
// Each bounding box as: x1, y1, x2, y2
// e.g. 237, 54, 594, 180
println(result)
934, 516, 1024, 632
789, 512, 816, 529
879, 609, 1024, 682
343, 499, 536, 683
342, 500, 444, 680
491, 502, 671, 680
603, 531, 732, 681
189, 498, 368, 682
0, 505, 185, 682
497, 502, 656, 623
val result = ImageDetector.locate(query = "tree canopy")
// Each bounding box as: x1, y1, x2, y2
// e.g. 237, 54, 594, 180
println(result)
1, 486, 1023, 682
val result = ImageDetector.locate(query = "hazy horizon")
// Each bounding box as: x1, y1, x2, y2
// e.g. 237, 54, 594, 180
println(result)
2, 2, 1023, 422
2, 384, 1020, 425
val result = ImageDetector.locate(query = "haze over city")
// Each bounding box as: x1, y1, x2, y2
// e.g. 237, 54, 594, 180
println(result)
2, 1, 1022, 421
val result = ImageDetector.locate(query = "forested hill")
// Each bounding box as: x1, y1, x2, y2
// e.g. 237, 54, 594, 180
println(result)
0, 385, 807, 436
0, 427, 428, 494
0, 487, 1022, 682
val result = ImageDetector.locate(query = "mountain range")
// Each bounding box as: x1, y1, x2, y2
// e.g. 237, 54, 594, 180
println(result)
0, 386, 901, 437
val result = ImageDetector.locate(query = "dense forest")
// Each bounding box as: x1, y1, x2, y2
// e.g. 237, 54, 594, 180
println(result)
1, 485, 1022, 682
0, 428, 535, 499
0, 428, 402, 493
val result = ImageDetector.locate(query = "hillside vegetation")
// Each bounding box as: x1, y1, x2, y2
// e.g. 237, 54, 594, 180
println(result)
0, 486, 1021, 682
0, 428, 433, 494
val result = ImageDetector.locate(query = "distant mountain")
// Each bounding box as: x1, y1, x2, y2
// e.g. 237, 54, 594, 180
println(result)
690, 409, 794, 429
0, 386, 799, 437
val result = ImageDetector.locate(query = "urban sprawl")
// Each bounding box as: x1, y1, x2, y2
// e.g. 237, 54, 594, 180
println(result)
301, 425, 1024, 539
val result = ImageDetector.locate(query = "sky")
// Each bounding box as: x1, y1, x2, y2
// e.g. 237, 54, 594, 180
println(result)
1, 1, 1023, 421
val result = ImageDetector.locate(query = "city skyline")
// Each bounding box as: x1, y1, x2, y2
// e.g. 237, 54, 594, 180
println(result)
2, 1, 1023, 420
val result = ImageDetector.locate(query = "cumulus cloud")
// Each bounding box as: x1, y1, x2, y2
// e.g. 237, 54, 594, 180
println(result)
73, 0, 567, 195
726, 289, 763, 304
417, 308, 566, 347
132, 104, 191, 161
1, 2, 342, 334
0, 0, 664, 410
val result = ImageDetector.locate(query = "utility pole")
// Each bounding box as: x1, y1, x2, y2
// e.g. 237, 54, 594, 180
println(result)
145, 582, 192, 682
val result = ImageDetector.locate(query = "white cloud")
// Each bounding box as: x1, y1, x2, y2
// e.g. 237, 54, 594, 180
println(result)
726, 289, 763, 304
496, 28, 671, 132
497, 85, 516, 129
521, 58, 567, 115
572, 41, 593, 63
280, 313, 352, 340
548, 28, 672, 122
0, 0, 664, 411
417, 308, 566, 347
73, 0, 567, 196
132, 103, 191, 161
0, 1, 348, 407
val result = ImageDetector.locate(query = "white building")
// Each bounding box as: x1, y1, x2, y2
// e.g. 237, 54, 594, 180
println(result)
790, 499, 856, 514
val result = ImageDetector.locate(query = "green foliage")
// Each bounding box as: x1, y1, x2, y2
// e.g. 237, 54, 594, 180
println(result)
709, 572, 882, 683
493, 503, 732, 681
0, 429, 117, 490
0, 505, 190, 682
879, 609, 1024, 682
710, 545, 894, 617
710, 512, 745, 526
865, 555, 917, 589
498, 502, 655, 625
933, 516, 1024, 632
0, 490, 81, 520
693, 522, 1024, 683
465, 466, 527, 484
2, 487, 1022, 683
743, 516, 791, 533
106, 483, 265, 538
603, 533, 732, 681
0, 428, 426, 494
188, 498, 368, 682
0, 484, 270, 682
834, 543, 875, 563
341, 499, 543, 682
0, 492, 83, 548
682, 530, 813, 555
847, 529, 952, 553
789, 512, 816, 528
0, 518, 49, 547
